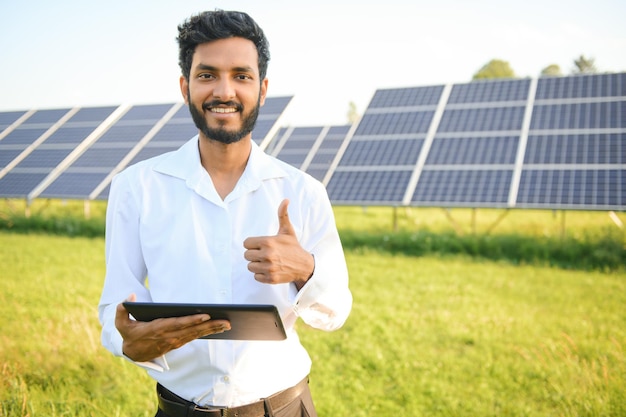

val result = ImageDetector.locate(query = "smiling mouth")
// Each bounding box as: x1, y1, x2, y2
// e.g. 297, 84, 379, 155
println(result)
204, 101, 242, 114
209, 107, 238, 114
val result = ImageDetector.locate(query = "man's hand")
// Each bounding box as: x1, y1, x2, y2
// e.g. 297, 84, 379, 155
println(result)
115, 294, 231, 362
243, 199, 314, 290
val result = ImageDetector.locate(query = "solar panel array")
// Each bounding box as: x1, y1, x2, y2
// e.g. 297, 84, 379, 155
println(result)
0, 96, 292, 200
1, 73, 624, 211
324, 72, 625, 210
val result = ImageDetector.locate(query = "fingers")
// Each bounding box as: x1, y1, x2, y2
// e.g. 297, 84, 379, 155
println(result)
277, 198, 295, 236
115, 294, 135, 330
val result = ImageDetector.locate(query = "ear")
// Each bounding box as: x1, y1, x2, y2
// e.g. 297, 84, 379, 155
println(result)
179, 76, 189, 104
259, 78, 268, 107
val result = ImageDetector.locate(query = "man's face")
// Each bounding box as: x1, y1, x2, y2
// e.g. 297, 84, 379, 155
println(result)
180, 37, 268, 144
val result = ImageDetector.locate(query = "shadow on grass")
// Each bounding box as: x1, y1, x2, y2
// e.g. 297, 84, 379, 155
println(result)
339, 229, 625, 272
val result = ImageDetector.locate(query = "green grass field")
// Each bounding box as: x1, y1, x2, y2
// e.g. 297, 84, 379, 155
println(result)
1, 202, 625, 416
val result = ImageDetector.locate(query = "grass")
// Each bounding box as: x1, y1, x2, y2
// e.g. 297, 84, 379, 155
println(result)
1, 199, 625, 415
2, 199, 625, 271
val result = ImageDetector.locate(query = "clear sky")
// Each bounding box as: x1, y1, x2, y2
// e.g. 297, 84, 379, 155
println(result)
1, 0, 624, 126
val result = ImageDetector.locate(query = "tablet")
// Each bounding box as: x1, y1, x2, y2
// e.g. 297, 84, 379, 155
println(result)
123, 302, 287, 341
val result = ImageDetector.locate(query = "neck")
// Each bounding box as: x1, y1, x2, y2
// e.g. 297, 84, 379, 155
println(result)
198, 136, 252, 200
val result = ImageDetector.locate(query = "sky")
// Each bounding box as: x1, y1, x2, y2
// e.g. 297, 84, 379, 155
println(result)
0, 0, 625, 127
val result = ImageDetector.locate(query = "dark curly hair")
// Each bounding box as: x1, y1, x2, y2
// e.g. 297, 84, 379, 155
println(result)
177, 10, 270, 82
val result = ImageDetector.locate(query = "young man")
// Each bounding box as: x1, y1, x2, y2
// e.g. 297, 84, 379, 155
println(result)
98, 10, 352, 417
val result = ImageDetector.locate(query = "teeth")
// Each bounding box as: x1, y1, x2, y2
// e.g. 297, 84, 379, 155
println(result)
210, 107, 237, 113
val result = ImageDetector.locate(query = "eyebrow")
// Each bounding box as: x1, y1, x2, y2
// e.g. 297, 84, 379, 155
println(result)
195, 64, 256, 74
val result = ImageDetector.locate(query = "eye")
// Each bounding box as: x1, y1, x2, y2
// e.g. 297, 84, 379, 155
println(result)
235, 74, 253, 81
198, 73, 215, 80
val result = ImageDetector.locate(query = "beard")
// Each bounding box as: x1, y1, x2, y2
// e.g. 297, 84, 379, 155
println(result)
188, 92, 261, 145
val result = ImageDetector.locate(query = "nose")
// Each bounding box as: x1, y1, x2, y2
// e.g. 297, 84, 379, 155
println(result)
213, 77, 236, 101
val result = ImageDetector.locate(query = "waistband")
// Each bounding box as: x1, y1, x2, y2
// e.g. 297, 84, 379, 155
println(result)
157, 377, 309, 417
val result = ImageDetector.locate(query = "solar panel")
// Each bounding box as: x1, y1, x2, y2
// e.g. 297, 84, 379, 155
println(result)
39, 103, 177, 200
326, 85, 442, 205
0, 96, 292, 201
270, 125, 352, 182
514, 73, 625, 210
325, 73, 625, 210
0, 106, 119, 199
0, 108, 76, 194
306, 125, 351, 182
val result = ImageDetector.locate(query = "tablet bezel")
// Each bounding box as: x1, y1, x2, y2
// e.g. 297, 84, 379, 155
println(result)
122, 302, 287, 341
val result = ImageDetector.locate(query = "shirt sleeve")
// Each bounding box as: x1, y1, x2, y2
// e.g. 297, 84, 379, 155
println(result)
98, 171, 156, 364
292, 181, 352, 331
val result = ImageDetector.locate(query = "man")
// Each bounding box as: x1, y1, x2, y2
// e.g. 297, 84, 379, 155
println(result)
98, 10, 352, 417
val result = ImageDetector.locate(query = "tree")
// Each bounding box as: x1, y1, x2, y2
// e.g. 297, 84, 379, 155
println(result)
472, 59, 516, 80
347, 101, 359, 124
572, 55, 597, 74
540, 64, 562, 77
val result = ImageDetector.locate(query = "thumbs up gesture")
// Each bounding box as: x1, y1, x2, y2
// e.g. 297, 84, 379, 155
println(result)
243, 199, 315, 289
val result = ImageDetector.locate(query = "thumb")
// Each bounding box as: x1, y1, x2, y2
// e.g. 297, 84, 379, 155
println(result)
277, 199, 295, 236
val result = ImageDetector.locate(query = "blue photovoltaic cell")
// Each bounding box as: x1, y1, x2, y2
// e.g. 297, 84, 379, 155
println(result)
316, 137, 344, 152
280, 129, 321, 151
40, 172, 109, 198
121, 104, 173, 120
448, 79, 531, 103
26, 108, 72, 124
310, 152, 338, 165
412, 170, 512, 205
530, 101, 626, 130
0, 172, 48, 198
128, 146, 177, 166
0, 111, 26, 128
149, 122, 197, 142
260, 96, 292, 113
95, 124, 155, 144
368, 86, 443, 108
16, 149, 73, 168
310, 134, 345, 165
71, 146, 136, 168
303, 125, 350, 181
328, 125, 351, 136
306, 168, 328, 182
426, 136, 519, 165
68, 106, 117, 123
327, 170, 413, 203
0, 150, 22, 168
43, 127, 97, 145
251, 119, 273, 143
516, 169, 625, 208
535, 72, 626, 100
354, 112, 433, 136
339, 139, 423, 166
95, 183, 111, 200
438, 106, 526, 132
274, 126, 322, 168
524, 133, 625, 165
0, 128, 49, 145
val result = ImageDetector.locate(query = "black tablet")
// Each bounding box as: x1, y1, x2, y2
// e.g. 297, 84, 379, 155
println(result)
123, 302, 287, 341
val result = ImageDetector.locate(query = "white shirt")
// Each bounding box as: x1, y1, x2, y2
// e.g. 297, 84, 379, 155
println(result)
98, 136, 352, 407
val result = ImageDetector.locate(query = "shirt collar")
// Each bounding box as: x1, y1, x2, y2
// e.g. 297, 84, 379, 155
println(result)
152, 135, 288, 201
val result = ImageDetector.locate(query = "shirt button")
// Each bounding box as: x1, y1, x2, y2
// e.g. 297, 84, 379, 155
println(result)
223, 376, 230, 383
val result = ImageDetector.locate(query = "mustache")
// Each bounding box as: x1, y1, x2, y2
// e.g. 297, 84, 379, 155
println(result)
202, 101, 243, 111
